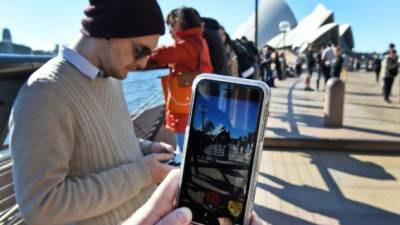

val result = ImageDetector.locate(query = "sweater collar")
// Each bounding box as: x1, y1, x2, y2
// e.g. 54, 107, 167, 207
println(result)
174, 27, 203, 40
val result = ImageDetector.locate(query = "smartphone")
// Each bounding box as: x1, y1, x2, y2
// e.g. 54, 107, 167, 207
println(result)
176, 74, 270, 225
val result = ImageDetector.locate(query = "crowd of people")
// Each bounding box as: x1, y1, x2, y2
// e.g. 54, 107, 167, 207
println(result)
261, 42, 399, 104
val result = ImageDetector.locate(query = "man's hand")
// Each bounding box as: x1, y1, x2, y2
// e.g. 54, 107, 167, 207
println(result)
250, 211, 264, 225
149, 142, 175, 154
123, 169, 192, 225
123, 170, 264, 225
143, 153, 175, 184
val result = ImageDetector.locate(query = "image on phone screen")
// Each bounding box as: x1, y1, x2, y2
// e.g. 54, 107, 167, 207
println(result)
178, 80, 263, 225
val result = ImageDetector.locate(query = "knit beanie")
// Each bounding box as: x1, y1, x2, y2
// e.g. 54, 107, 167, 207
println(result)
81, 0, 165, 39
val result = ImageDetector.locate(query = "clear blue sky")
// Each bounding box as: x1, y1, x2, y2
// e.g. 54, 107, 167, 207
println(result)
193, 94, 259, 139
1, 0, 398, 53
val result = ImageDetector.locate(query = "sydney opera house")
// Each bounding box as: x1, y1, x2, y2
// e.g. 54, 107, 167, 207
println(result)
234, 0, 354, 53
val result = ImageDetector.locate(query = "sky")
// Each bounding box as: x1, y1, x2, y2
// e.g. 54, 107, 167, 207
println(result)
192, 94, 259, 139
1, 0, 398, 53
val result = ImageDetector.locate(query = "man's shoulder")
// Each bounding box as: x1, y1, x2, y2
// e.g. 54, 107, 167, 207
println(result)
17, 57, 76, 103
28, 57, 72, 85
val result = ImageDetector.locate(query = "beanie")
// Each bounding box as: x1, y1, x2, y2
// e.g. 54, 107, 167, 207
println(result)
81, 0, 165, 39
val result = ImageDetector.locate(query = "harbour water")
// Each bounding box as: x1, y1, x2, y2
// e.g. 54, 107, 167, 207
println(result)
123, 69, 168, 113
1, 69, 169, 153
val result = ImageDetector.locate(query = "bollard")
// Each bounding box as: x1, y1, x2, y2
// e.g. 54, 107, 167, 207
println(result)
324, 78, 345, 127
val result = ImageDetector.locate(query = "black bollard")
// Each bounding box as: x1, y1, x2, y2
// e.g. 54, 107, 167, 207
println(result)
324, 78, 345, 127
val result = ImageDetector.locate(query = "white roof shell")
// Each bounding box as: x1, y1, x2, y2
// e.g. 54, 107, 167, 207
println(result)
234, 0, 297, 49
267, 4, 337, 49
339, 24, 354, 50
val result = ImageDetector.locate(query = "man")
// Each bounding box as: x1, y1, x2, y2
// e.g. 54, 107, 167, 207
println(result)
261, 46, 275, 87
373, 55, 382, 82
9, 0, 175, 224
331, 47, 344, 79
304, 46, 315, 91
321, 43, 335, 87
380, 49, 399, 103
201, 17, 229, 75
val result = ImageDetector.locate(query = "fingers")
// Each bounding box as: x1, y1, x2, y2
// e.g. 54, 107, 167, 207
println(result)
250, 211, 264, 225
159, 142, 175, 154
145, 154, 176, 183
152, 153, 174, 161
160, 163, 176, 176
156, 169, 180, 192
155, 207, 192, 225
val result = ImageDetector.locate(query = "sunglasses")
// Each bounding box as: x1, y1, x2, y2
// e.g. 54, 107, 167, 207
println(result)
133, 43, 152, 60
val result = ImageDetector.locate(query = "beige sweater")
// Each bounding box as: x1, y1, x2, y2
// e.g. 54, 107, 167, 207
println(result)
9, 57, 156, 225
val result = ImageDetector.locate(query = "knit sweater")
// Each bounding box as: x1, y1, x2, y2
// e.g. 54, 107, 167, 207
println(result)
9, 57, 156, 225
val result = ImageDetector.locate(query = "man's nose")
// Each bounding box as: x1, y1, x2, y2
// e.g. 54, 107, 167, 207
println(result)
137, 57, 150, 70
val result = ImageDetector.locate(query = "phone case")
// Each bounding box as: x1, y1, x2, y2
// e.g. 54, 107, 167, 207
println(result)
176, 74, 271, 225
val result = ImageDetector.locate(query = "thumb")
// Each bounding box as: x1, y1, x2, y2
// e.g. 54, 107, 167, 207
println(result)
155, 207, 192, 225
153, 153, 174, 161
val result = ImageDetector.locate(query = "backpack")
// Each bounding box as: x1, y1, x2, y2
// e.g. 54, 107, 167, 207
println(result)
231, 39, 255, 75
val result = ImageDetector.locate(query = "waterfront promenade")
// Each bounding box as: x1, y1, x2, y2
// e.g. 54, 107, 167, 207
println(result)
255, 72, 400, 224
264, 71, 400, 150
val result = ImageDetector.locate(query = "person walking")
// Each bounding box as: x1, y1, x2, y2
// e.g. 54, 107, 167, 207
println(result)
373, 55, 382, 82
218, 26, 239, 76
200, 17, 229, 75
380, 49, 399, 103
305, 46, 315, 91
316, 46, 324, 90
321, 44, 335, 88
261, 46, 275, 87
331, 47, 344, 79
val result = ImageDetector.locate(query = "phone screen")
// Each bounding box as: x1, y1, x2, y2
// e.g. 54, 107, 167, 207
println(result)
178, 80, 263, 225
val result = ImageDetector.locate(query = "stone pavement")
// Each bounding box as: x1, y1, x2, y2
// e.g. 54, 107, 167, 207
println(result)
264, 71, 400, 151
255, 149, 400, 225
255, 72, 400, 224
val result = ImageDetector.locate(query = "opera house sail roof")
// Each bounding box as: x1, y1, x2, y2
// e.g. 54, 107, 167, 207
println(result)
234, 0, 297, 49
235, 0, 354, 52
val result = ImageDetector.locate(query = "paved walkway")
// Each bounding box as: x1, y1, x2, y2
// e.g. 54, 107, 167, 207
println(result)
255, 149, 400, 225
255, 72, 400, 224
264, 71, 400, 150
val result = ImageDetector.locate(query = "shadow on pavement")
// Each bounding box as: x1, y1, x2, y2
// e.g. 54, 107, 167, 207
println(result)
300, 150, 396, 181
345, 91, 382, 97
254, 204, 317, 225
346, 101, 400, 110
257, 173, 400, 225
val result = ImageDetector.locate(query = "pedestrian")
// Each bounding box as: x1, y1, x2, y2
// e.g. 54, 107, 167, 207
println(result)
331, 47, 344, 78
218, 26, 239, 76
380, 49, 399, 103
260, 46, 275, 87
373, 55, 382, 82
9, 0, 176, 224
200, 17, 229, 75
316, 46, 324, 90
295, 53, 303, 77
322, 43, 335, 88
149, 7, 213, 153
305, 46, 315, 91
274, 51, 283, 80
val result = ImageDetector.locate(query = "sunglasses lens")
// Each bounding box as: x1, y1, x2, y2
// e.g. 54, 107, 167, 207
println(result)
134, 45, 152, 60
